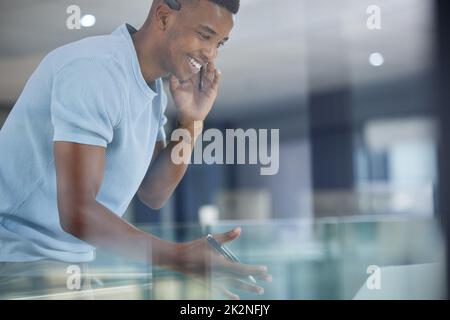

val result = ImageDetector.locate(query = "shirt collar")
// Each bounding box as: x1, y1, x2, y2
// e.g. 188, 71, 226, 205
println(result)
114, 23, 158, 99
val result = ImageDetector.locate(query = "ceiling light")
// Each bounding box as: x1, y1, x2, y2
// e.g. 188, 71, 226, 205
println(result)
81, 14, 96, 27
369, 52, 384, 67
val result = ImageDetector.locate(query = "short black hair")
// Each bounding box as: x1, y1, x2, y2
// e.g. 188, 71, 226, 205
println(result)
175, 0, 240, 14
207, 0, 240, 14
155, 0, 240, 16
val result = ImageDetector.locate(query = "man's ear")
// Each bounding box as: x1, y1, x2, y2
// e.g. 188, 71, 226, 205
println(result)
155, 4, 173, 30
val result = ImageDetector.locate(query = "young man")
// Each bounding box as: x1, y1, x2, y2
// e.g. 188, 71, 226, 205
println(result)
0, 0, 271, 299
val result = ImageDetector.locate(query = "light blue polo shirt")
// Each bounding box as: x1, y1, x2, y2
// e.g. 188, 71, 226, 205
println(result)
0, 24, 168, 263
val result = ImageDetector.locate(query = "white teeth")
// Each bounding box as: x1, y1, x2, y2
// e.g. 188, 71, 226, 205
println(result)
188, 57, 202, 70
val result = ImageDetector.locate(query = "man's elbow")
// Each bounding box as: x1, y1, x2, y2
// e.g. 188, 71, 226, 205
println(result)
137, 190, 167, 210
58, 201, 92, 238
59, 212, 83, 238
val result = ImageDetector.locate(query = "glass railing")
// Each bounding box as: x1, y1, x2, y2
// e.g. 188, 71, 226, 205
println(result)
0, 215, 446, 299
144, 216, 446, 300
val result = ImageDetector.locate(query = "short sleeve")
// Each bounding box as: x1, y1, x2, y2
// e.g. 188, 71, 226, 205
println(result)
50, 58, 124, 148
156, 87, 168, 142
157, 114, 167, 142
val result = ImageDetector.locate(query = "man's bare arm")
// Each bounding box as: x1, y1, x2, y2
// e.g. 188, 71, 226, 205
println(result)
54, 141, 175, 265
137, 121, 202, 209
54, 141, 271, 296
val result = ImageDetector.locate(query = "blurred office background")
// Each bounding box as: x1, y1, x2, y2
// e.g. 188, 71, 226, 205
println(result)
0, 0, 449, 299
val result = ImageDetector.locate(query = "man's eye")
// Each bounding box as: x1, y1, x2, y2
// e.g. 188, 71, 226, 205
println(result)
217, 42, 225, 48
197, 32, 210, 40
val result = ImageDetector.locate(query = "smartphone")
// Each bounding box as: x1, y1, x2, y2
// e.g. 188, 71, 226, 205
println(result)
199, 66, 204, 92
206, 234, 257, 283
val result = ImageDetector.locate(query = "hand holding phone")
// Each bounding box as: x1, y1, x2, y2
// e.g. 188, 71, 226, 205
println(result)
206, 233, 257, 283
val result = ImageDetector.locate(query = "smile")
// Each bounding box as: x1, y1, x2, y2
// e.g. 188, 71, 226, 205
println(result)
187, 56, 202, 72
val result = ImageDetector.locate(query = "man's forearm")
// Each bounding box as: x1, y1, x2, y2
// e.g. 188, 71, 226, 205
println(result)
59, 198, 177, 266
138, 121, 203, 209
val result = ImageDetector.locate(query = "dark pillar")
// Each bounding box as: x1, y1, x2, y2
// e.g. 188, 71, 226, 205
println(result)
436, 0, 450, 298
306, 9, 354, 217
309, 90, 355, 191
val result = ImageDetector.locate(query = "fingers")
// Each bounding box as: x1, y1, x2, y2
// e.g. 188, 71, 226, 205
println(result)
213, 227, 241, 244
225, 278, 265, 295
205, 61, 215, 82
219, 287, 240, 300
212, 68, 221, 90
169, 75, 179, 91
203, 62, 221, 91
208, 229, 271, 282
212, 279, 265, 300
220, 260, 272, 282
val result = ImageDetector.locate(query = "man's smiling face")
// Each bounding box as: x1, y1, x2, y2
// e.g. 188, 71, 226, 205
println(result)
162, 0, 234, 81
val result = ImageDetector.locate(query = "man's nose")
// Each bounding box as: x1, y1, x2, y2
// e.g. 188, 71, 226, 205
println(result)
202, 45, 218, 64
